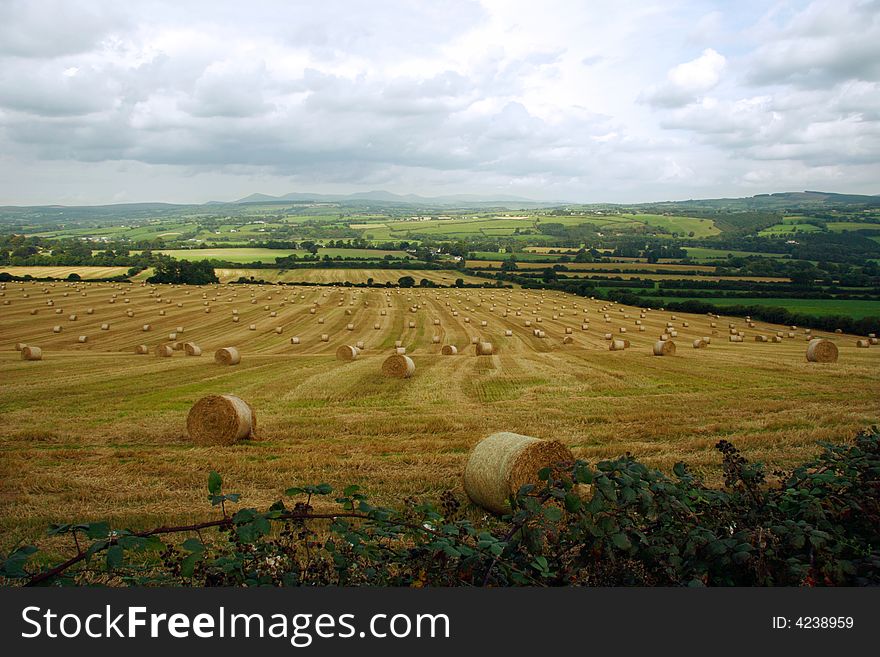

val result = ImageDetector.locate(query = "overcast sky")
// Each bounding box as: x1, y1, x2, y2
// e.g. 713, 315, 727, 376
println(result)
0, 0, 878, 205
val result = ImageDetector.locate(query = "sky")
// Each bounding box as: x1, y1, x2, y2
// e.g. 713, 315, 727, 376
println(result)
0, 0, 878, 205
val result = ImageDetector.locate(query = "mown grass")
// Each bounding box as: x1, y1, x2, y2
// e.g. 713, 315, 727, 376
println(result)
0, 279, 878, 550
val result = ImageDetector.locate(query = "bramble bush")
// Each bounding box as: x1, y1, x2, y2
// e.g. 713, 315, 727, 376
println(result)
3, 430, 878, 587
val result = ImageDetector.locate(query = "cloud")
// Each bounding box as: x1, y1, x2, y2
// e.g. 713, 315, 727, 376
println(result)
747, 0, 880, 88
640, 48, 727, 108
0, 0, 877, 204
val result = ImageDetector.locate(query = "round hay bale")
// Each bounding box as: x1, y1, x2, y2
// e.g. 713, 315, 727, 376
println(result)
463, 432, 573, 514
186, 394, 256, 445
320, 334, 329, 342
610, 339, 627, 351
248, 324, 256, 331
356, 340, 365, 349
155, 344, 173, 357
382, 354, 415, 378
806, 338, 838, 363
653, 340, 676, 356
562, 336, 574, 344
68, 314, 77, 321
870, 337, 879, 345
856, 339, 870, 348
703, 337, 712, 344
21, 346, 42, 361
142, 324, 151, 332
441, 345, 458, 355
14, 342, 26, 351
290, 337, 300, 344
78, 335, 87, 343
346, 323, 355, 331
433, 319, 440, 325
215, 347, 241, 365
692, 339, 706, 349
505, 329, 513, 337
184, 342, 202, 356
729, 335, 743, 343
565, 327, 573, 334
52, 325, 62, 333
475, 341, 495, 355
374, 323, 381, 330
395, 346, 407, 354
604, 333, 612, 340
336, 345, 360, 361
755, 335, 767, 342
432, 335, 441, 344
134, 344, 149, 354
168, 332, 178, 341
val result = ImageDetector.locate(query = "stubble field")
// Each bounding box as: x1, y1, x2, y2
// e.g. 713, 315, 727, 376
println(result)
1, 277, 878, 550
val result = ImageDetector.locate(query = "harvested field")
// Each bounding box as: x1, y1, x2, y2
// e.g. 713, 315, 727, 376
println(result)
1, 279, 878, 548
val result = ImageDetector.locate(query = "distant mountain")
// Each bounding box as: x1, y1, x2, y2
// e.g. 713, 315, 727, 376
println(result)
651, 190, 880, 209
229, 190, 548, 206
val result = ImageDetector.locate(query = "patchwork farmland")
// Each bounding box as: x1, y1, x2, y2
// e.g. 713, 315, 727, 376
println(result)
1, 278, 878, 549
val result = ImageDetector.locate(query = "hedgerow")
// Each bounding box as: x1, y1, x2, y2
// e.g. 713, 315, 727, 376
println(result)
3, 431, 878, 587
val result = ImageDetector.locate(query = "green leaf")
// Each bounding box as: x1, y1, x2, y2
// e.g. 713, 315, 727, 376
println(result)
85, 522, 110, 539
315, 483, 333, 495
180, 552, 201, 578
182, 538, 205, 554
208, 471, 222, 496
563, 492, 582, 512
611, 533, 632, 550
106, 545, 124, 569
543, 506, 563, 522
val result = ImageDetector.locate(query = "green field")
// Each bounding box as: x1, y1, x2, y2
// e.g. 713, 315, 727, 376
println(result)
759, 223, 822, 236
354, 213, 719, 240
654, 297, 880, 318
827, 222, 880, 232
151, 247, 411, 263
684, 247, 788, 261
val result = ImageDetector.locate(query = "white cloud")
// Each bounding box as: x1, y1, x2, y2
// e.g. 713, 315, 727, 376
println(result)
0, 0, 877, 204
640, 48, 727, 108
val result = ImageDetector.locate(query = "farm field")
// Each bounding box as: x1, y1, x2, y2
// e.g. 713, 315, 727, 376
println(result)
353, 213, 719, 240
826, 222, 880, 232
214, 268, 492, 286
759, 222, 823, 236
683, 247, 789, 261
1, 278, 878, 550
653, 296, 880, 319
0, 266, 132, 279
559, 273, 791, 283
468, 260, 716, 273
152, 247, 410, 263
